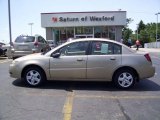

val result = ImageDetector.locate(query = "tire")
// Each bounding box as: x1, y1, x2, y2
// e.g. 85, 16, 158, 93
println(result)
41, 49, 44, 52
12, 57, 16, 60
23, 67, 46, 87
113, 69, 136, 89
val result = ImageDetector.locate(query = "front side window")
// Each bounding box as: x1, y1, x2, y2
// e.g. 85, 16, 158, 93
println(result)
91, 41, 121, 55
59, 41, 88, 56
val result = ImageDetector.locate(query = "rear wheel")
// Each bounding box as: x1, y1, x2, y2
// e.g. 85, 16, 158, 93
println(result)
113, 69, 136, 89
23, 67, 46, 87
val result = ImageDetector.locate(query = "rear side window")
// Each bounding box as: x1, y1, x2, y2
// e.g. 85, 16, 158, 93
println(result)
38, 36, 46, 43
15, 36, 35, 43
91, 41, 122, 55
113, 44, 121, 54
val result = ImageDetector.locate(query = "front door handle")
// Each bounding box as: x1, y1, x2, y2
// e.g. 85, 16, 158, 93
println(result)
77, 58, 84, 61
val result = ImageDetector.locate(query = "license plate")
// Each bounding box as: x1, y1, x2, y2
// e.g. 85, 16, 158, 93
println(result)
18, 46, 28, 50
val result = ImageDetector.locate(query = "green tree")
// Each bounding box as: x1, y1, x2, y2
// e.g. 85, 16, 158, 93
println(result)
122, 28, 133, 43
137, 20, 146, 33
139, 30, 150, 47
134, 21, 160, 46
122, 18, 133, 44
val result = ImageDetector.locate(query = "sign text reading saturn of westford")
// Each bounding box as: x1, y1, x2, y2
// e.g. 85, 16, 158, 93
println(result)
52, 16, 114, 22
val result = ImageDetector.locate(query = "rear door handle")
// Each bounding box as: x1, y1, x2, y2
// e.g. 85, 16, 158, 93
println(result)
110, 57, 116, 60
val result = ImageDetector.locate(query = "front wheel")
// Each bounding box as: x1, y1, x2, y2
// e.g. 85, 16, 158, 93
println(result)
23, 67, 45, 87
113, 69, 136, 89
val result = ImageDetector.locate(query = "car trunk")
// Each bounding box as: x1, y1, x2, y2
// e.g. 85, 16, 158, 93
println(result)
14, 42, 36, 51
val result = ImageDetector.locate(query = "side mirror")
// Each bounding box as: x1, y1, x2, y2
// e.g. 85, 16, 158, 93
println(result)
51, 52, 61, 58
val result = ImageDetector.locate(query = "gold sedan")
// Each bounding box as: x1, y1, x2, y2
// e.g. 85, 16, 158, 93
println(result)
9, 38, 155, 89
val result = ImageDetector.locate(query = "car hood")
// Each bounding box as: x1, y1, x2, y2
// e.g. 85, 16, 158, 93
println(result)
14, 53, 44, 61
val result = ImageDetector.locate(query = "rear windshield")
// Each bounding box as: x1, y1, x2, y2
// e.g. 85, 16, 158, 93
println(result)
15, 36, 35, 43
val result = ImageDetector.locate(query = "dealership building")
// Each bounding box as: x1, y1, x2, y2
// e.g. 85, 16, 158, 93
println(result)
41, 11, 126, 42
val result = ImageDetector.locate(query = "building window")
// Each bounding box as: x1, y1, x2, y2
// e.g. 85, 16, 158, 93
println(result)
60, 28, 67, 41
94, 27, 102, 38
75, 27, 93, 35
84, 27, 93, 34
102, 26, 109, 38
53, 29, 60, 42
66, 27, 74, 38
94, 26, 115, 40
109, 26, 115, 40
75, 27, 83, 34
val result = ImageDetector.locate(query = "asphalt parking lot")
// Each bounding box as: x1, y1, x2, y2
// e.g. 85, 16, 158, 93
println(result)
0, 53, 160, 120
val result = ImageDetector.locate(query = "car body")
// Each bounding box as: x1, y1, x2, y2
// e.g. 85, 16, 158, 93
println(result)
11, 35, 50, 59
9, 38, 155, 89
0, 42, 7, 56
47, 40, 57, 49
0, 48, 5, 56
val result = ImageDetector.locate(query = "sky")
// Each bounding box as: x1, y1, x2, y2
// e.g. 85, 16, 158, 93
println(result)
0, 0, 160, 43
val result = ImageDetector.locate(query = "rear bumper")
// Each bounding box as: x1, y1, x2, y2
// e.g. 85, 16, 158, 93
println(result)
139, 65, 155, 79
12, 50, 39, 57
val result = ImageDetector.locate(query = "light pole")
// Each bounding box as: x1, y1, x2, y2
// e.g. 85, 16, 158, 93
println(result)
155, 12, 160, 48
8, 0, 12, 45
28, 23, 34, 35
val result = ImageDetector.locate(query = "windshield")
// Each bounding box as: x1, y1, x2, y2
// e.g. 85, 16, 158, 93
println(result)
15, 36, 35, 43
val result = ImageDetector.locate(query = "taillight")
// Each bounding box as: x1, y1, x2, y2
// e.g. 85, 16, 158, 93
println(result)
144, 53, 152, 62
34, 42, 38, 47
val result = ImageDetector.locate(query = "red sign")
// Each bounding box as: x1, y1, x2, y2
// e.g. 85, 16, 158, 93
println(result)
52, 17, 58, 22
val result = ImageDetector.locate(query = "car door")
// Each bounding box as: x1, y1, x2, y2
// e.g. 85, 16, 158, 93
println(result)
87, 41, 122, 81
49, 41, 89, 80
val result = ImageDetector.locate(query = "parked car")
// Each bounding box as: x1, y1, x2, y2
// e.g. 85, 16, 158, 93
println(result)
47, 40, 57, 49
11, 35, 50, 59
0, 48, 5, 56
9, 38, 155, 89
0, 42, 7, 56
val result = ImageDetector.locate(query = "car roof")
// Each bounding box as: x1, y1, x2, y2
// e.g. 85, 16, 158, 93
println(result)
45, 38, 135, 56
66, 38, 122, 45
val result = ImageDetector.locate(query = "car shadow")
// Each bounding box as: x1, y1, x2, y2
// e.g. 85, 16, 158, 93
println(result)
12, 79, 160, 91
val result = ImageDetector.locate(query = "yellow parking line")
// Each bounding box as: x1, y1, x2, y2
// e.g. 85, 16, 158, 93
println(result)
63, 91, 74, 120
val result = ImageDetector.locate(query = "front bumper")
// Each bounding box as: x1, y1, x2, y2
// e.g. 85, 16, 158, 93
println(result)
9, 62, 21, 79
